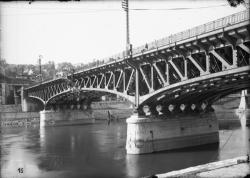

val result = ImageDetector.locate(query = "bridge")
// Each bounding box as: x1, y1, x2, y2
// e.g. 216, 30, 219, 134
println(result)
23, 9, 250, 154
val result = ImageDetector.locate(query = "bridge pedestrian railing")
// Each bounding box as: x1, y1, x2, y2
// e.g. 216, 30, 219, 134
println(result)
74, 9, 249, 74
132, 9, 249, 55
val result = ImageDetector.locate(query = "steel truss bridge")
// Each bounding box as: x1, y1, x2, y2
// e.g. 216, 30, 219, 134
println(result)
26, 10, 250, 115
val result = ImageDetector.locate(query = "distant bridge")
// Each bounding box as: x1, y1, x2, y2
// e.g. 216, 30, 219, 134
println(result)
25, 9, 250, 115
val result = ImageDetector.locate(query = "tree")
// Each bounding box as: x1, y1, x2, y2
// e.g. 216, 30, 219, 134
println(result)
43, 61, 56, 80
0, 58, 7, 75
227, 0, 246, 7
56, 62, 75, 77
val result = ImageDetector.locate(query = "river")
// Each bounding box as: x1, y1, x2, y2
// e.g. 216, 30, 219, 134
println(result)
0, 110, 249, 178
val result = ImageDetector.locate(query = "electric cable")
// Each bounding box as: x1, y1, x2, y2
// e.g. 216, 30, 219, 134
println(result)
1, 3, 230, 16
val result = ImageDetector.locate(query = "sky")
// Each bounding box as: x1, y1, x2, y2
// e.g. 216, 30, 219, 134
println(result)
0, 0, 247, 65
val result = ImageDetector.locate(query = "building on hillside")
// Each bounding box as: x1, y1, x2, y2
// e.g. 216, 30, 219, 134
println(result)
0, 73, 34, 105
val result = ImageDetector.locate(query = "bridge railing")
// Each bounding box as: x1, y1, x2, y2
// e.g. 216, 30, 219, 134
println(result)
136, 9, 249, 53
79, 9, 249, 72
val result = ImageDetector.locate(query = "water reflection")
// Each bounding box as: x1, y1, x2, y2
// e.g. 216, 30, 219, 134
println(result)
125, 143, 219, 177
236, 109, 250, 128
217, 109, 250, 160
0, 129, 43, 178
1, 110, 249, 178
37, 123, 129, 178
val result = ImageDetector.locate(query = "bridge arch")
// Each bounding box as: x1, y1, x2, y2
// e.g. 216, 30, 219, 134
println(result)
45, 87, 135, 106
28, 96, 46, 105
24, 10, 249, 114
22, 95, 45, 112
138, 66, 250, 112
80, 88, 134, 103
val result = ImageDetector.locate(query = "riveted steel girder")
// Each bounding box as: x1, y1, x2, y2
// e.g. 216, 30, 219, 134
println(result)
25, 10, 250, 112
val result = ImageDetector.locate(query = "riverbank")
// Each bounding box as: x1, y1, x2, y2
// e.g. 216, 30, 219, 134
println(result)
0, 95, 248, 128
149, 155, 250, 178
0, 102, 133, 128
0, 111, 40, 128
0, 109, 132, 128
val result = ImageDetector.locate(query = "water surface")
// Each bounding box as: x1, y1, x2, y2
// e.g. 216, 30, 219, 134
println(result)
1, 112, 249, 178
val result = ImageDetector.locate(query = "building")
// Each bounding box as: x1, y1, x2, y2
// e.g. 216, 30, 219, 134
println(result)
0, 73, 34, 105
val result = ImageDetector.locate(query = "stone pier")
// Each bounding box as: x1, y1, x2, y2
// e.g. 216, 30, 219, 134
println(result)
126, 112, 219, 154
40, 110, 95, 127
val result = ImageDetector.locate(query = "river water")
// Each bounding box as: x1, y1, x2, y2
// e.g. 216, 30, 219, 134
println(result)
0, 110, 249, 178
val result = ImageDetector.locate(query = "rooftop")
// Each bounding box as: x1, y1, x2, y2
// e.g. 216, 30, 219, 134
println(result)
0, 73, 34, 85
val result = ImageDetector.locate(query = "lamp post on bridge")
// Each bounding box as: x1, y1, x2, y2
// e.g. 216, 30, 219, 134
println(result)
122, 0, 130, 54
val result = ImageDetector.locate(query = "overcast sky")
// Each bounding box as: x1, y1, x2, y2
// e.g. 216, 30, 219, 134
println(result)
0, 0, 246, 65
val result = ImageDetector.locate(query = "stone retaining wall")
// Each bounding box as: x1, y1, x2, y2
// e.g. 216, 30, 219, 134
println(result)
0, 112, 40, 128
0, 104, 22, 112
92, 108, 133, 120
40, 110, 95, 127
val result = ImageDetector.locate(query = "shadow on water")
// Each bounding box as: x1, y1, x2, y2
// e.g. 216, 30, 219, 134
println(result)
126, 143, 220, 178
218, 109, 250, 130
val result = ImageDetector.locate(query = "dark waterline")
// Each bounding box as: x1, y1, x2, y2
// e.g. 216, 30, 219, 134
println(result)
1, 112, 249, 178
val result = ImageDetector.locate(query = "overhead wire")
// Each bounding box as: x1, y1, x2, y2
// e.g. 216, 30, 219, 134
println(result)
130, 4, 229, 10
1, 3, 230, 16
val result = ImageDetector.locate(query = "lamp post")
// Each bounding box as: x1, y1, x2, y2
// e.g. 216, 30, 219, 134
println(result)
38, 55, 43, 83
122, 0, 130, 56
122, 0, 139, 110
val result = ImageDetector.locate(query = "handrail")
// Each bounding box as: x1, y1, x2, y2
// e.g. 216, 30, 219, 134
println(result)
29, 9, 249, 87
80, 10, 249, 72
79, 10, 249, 72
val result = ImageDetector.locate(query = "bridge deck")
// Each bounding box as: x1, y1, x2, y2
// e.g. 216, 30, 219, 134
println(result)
24, 9, 250, 114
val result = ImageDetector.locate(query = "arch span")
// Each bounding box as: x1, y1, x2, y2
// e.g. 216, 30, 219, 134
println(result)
44, 87, 135, 106
23, 95, 45, 111
139, 66, 250, 108
28, 96, 46, 105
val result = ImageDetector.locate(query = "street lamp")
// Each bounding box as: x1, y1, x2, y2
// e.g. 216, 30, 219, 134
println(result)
38, 55, 43, 83
122, 0, 131, 57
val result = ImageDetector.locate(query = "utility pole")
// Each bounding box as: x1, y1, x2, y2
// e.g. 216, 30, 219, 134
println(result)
122, 0, 130, 56
38, 55, 43, 83
122, 0, 139, 110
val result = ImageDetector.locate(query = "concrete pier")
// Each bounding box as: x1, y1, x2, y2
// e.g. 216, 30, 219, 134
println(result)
40, 110, 95, 127
126, 112, 219, 154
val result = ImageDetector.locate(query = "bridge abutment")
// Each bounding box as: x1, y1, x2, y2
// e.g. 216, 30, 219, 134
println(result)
126, 112, 219, 154
21, 87, 29, 112
21, 87, 43, 112
40, 109, 95, 127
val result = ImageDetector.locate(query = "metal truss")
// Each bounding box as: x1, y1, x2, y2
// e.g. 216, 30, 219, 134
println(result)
26, 14, 250, 114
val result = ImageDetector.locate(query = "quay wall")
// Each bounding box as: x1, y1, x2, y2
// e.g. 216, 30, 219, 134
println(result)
0, 106, 133, 128
0, 104, 22, 113
91, 100, 133, 120
0, 111, 39, 128
1, 94, 247, 128
92, 108, 133, 120
40, 110, 95, 127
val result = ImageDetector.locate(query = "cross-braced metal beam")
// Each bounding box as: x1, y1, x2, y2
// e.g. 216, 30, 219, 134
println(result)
25, 10, 249, 115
